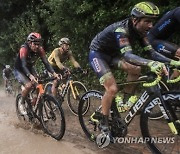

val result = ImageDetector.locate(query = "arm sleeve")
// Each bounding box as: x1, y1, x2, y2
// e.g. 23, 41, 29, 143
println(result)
54, 49, 64, 70
143, 38, 172, 63
115, 28, 151, 66
2, 69, 6, 78
69, 51, 81, 68
20, 47, 31, 77
123, 51, 151, 66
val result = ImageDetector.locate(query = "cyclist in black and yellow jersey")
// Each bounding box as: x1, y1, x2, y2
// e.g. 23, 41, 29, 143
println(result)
48, 37, 84, 96
88, 2, 180, 137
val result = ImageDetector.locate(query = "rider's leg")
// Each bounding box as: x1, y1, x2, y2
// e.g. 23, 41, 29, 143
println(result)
14, 70, 32, 113
4, 79, 7, 89
101, 73, 118, 115
99, 72, 118, 132
121, 60, 141, 96
52, 79, 58, 97
21, 82, 33, 102
89, 50, 118, 133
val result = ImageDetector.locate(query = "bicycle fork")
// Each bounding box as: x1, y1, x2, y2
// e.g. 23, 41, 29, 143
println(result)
158, 94, 180, 135
69, 80, 78, 99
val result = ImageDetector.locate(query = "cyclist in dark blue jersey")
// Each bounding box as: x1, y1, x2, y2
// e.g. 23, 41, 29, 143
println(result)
148, 7, 180, 59
148, 7, 180, 78
89, 2, 180, 136
14, 32, 59, 115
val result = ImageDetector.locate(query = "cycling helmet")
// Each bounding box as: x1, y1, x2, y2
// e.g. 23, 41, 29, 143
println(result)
58, 37, 70, 46
5, 65, 10, 69
131, 2, 160, 18
27, 32, 42, 43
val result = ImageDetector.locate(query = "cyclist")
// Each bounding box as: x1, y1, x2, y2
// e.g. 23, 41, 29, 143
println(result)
148, 7, 180, 78
2, 65, 13, 91
89, 2, 171, 137
48, 37, 84, 96
14, 32, 59, 114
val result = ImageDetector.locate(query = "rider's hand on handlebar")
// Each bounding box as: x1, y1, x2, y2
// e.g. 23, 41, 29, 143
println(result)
53, 72, 62, 80
148, 61, 168, 76
29, 74, 38, 83
170, 60, 180, 68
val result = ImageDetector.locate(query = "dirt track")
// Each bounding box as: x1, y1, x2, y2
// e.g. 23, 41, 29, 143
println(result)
0, 88, 151, 154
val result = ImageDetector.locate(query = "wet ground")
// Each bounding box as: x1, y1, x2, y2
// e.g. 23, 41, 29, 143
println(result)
0, 88, 152, 154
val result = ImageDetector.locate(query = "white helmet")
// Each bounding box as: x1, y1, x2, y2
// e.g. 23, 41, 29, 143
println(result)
5, 65, 10, 69
58, 37, 70, 46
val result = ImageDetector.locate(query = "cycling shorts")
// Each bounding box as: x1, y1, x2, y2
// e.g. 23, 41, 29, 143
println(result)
89, 50, 122, 84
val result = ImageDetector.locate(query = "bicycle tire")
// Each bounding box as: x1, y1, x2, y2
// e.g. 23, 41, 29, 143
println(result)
40, 94, 66, 140
78, 90, 103, 141
15, 94, 33, 122
67, 81, 89, 116
140, 91, 180, 154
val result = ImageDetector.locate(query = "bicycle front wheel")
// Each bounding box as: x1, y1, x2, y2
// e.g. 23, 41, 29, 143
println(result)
140, 91, 180, 154
78, 90, 103, 141
40, 94, 66, 140
67, 81, 88, 116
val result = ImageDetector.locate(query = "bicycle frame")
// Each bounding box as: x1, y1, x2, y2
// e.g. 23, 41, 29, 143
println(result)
86, 84, 179, 135
58, 77, 78, 100
115, 85, 180, 134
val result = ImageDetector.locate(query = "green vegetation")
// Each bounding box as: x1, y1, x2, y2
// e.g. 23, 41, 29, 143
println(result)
0, 0, 179, 88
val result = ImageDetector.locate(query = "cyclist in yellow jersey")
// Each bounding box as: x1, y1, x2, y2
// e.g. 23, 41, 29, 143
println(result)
48, 37, 84, 96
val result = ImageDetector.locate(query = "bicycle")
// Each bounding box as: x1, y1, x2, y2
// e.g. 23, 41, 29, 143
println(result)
78, 72, 180, 154
146, 66, 180, 120
45, 69, 88, 116
16, 77, 66, 140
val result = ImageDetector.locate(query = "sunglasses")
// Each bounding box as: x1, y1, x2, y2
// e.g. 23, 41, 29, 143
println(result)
32, 41, 42, 46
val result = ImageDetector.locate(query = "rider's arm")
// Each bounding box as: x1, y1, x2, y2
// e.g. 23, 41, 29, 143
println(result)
20, 47, 32, 77
143, 37, 172, 63
2, 69, 7, 79
39, 47, 55, 74
115, 28, 152, 66
53, 49, 65, 70
68, 50, 81, 68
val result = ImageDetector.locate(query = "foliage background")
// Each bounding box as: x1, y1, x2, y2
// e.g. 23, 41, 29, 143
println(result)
0, 0, 179, 88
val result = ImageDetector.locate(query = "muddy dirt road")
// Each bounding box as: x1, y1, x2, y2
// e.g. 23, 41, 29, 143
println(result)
0, 88, 151, 154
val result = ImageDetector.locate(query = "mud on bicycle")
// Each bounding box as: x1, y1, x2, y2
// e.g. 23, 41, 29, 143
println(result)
78, 71, 180, 154
16, 77, 66, 140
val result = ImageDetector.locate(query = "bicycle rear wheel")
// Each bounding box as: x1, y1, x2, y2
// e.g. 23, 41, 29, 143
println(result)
140, 91, 180, 154
78, 90, 102, 141
67, 81, 89, 116
40, 94, 65, 140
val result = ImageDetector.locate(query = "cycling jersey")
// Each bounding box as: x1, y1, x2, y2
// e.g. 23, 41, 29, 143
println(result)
148, 7, 180, 58
15, 43, 54, 78
48, 48, 80, 70
89, 18, 171, 78
3, 68, 12, 79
